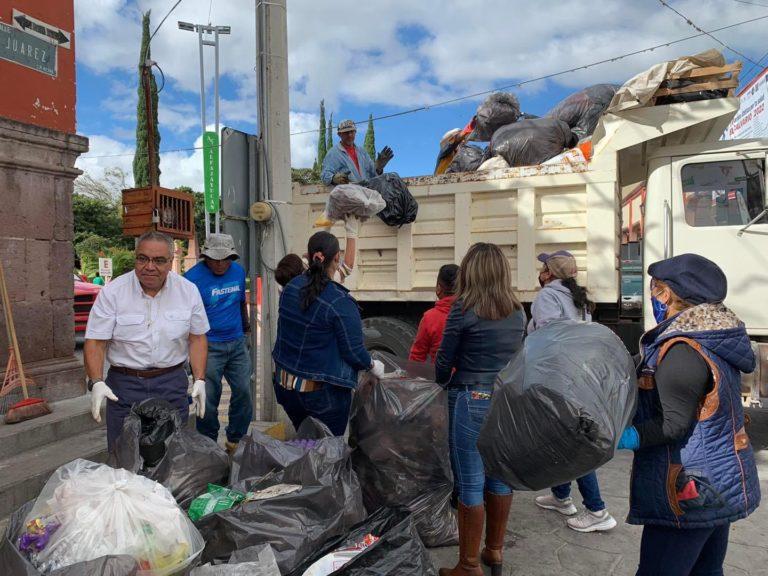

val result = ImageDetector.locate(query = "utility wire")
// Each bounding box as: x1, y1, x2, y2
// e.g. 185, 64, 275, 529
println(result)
732, 0, 768, 8
741, 47, 768, 84
289, 12, 768, 136
656, 0, 759, 66
149, 0, 184, 45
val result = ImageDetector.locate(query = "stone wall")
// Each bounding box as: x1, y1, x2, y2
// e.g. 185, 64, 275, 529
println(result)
0, 117, 88, 403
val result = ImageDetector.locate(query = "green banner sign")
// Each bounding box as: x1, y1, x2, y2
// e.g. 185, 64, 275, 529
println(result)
0, 23, 57, 77
203, 131, 220, 213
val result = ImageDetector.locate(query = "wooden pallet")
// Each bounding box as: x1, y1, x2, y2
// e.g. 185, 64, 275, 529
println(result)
653, 62, 742, 102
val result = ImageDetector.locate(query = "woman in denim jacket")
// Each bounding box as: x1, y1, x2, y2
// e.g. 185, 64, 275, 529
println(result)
435, 243, 526, 576
272, 231, 384, 435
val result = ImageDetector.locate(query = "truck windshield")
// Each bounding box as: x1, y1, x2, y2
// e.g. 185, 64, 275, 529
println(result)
681, 159, 766, 227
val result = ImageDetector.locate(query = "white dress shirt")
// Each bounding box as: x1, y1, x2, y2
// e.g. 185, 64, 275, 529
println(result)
85, 271, 210, 369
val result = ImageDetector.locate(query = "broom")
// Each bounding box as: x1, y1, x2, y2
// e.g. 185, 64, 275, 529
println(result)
0, 261, 51, 424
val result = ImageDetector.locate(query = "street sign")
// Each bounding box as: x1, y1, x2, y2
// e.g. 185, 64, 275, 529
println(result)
0, 22, 57, 76
98, 258, 113, 278
12, 9, 71, 49
203, 131, 220, 214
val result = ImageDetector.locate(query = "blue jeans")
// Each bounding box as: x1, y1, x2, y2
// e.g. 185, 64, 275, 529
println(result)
448, 386, 512, 506
637, 524, 729, 576
552, 471, 606, 512
273, 379, 352, 437
196, 337, 253, 443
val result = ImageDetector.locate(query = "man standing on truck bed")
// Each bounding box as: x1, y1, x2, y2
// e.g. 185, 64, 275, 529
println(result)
321, 119, 394, 185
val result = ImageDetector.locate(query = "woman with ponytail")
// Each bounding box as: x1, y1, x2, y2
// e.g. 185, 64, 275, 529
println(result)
272, 231, 384, 436
530, 250, 617, 533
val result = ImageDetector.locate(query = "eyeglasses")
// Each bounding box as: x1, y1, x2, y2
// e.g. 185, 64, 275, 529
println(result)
136, 254, 170, 266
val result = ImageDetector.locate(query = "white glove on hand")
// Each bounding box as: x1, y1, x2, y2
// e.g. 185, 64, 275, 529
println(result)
192, 379, 207, 419
370, 359, 385, 379
90, 381, 118, 423
344, 214, 360, 239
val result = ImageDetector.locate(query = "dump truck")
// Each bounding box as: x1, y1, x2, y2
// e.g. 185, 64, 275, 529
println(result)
289, 97, 768, 405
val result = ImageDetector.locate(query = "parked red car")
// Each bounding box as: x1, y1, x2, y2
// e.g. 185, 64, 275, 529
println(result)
74, 274, 101, 334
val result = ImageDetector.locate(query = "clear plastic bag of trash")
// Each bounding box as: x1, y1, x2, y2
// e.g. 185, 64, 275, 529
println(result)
191, 543, 280, 575
350, 353, 457, 547
484, 118, 578, 168
546, 84, 619, 140
287, 507, 437, 576
473, 92, 521, 141
478, 321, 637, 491
111, 398, 230, 508
324, 184, 386, 222
446, 144, 485, 173
15, 459, 204, 575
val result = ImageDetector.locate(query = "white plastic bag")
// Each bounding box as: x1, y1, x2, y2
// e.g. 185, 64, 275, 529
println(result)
20, 459, 204, 575
542, 147, 586, 166
325, 185, 386, 222
477, 156, 509, 171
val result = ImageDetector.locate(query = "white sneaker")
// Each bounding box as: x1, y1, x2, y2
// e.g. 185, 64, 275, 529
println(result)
566, 509, 617, 533
535, 494, 578, 516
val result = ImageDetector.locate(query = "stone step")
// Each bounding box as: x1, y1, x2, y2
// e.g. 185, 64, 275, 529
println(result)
0, 428, 108, 520
0, 395, 102, 460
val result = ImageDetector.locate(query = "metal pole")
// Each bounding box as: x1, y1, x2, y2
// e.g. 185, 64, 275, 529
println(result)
198, 27, 210, 239
214, 28, 221, 234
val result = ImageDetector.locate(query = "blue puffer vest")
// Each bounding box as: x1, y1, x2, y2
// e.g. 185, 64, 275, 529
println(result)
628, 303, 760, 528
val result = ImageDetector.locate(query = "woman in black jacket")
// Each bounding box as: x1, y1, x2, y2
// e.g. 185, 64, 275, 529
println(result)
435, 243, 527, 576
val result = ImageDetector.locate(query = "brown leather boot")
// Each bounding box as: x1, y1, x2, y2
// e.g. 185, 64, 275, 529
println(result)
439, 503, 484, 576
481, 492, 513, 576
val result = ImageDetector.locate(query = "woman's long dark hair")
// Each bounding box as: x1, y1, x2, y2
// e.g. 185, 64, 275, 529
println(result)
301, 231, 340, 310
561, 277, 595, 314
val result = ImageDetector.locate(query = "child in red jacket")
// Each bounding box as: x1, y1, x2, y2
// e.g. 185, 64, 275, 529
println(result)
409, 264, 459, 363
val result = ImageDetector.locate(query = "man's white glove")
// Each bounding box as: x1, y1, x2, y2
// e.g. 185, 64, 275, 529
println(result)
344, 214, 360, 239
370, 359, 385, 379
90, 381, 118, 423
192, 379, 207, 419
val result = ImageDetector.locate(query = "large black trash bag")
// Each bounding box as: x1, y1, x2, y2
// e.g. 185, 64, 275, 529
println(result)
474, 92, 521, 141
286, 507, 438, 576
110, 398, 230, 507
230, 417, 365, 529
547, 84, 619, 139
196, 449, 352, 573
1, 502, 140, 576
478, 321, 637, 491
361, 173, 418, 227
349, 353, 457, 547
446, 144, 485, 173
484, 118, 578, 168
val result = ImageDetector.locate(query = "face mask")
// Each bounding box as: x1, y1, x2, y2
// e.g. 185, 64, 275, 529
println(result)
651, 296, 668, 324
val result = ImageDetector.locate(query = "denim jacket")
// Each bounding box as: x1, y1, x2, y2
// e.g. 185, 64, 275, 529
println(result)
435, 301, 526, 386
272, 274, 372, 388
321, 144, 377, 185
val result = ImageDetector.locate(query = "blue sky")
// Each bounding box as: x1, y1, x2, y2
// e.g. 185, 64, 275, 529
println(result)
73, 0, 768, 190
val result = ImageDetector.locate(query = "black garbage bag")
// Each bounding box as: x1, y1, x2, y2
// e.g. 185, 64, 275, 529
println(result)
446, 144, 485, 173
654, 78, 729, 105
196, 450, 352, 573
349, 354, 457, 547
230, 418, 365, 528
286, 507, 438, 576
474, 92, 521, 141
547, 84, 619, 139
361, 173, 418, 227
0, 502, 140, 576
478, 321, 637, 491
484, 118, 578, 168
110, 398, 230, 507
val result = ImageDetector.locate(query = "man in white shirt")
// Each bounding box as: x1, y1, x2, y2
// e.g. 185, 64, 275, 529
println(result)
84, 231, 210, 449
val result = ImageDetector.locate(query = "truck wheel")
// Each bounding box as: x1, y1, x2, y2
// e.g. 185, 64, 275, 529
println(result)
363, 317, 417, 358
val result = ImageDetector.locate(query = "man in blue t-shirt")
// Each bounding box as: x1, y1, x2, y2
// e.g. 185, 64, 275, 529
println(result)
185, 234, 252, 452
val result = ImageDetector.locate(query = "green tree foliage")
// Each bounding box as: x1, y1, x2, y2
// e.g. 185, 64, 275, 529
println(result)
364, 114, 376, 160
133, 11, 161, 187
326, 112, 333, 152
73, 168, 131, 248
317, 100, 327, 167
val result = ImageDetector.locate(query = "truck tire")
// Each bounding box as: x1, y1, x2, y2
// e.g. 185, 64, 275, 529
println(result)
363, 317, 417, 358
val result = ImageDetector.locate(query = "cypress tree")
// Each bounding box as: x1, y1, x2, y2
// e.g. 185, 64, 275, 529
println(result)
326, 112, 333, 152
317, 100, 327, 166
133, 11, 161, 187
364, 114, 376, 160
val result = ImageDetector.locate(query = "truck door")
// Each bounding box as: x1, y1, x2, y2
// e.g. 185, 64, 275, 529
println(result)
670, 152, 768, 334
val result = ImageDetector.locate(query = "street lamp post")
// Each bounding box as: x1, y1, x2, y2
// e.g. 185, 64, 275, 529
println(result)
178, 21, 230, 237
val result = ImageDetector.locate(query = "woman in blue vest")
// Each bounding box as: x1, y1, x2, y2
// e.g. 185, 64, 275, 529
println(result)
617, 253, 760, 575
